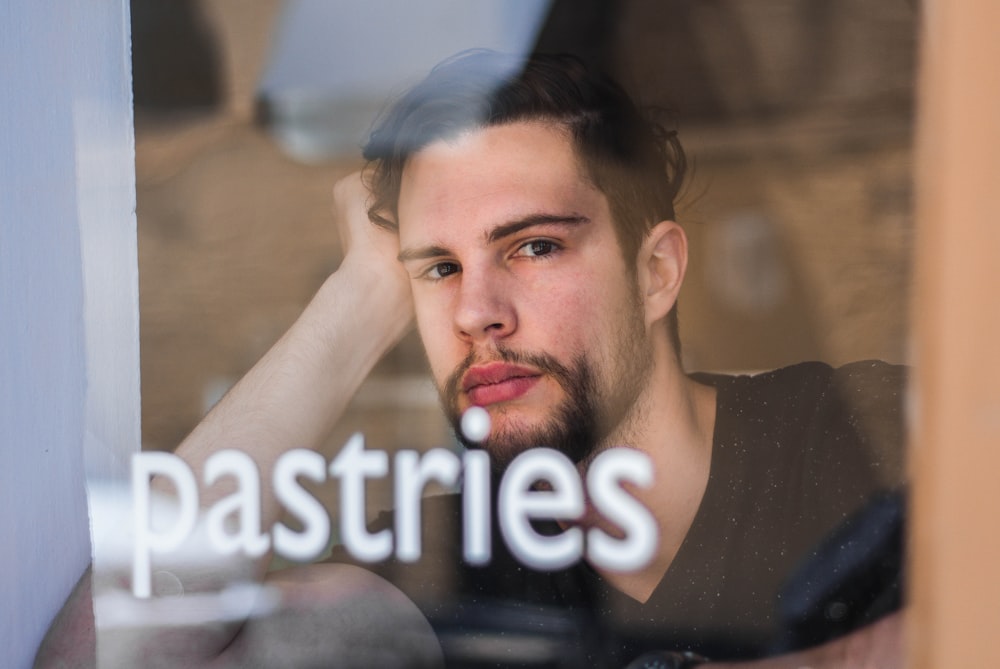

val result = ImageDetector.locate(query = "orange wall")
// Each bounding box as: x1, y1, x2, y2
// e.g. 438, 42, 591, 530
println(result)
910, 0, 1000, 666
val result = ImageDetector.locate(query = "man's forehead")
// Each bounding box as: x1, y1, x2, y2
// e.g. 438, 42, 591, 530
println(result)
395, 121, 606, 241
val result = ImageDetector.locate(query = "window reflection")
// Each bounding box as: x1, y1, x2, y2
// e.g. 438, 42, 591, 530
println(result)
106, 1, 916, 667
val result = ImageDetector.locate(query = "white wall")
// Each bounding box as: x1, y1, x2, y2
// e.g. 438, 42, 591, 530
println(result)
0, 1, 138, 667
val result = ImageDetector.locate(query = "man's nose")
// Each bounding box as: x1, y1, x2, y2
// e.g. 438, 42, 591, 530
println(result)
452, 267, 516, 343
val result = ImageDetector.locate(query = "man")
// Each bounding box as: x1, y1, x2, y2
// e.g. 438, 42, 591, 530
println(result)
37, 51, 904, 668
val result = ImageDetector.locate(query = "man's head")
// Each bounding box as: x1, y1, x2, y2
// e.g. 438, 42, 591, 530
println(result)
362, 51, 688, 468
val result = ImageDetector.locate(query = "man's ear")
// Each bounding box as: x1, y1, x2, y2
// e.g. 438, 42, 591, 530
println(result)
637, 220, 687, 326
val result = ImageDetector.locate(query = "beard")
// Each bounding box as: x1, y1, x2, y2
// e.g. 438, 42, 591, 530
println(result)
440, 302, 652, 473
443, 346, 601, 471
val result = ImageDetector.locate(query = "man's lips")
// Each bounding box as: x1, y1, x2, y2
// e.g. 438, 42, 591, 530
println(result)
462, 362, 541, 406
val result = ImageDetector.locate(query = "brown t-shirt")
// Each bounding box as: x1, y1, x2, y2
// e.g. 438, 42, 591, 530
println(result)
327, 360, 907, 667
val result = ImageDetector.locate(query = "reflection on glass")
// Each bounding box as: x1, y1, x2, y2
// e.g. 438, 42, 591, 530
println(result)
37, 2, 917, 668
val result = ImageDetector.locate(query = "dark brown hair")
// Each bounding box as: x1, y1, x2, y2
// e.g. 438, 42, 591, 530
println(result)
363, 50, 686, 355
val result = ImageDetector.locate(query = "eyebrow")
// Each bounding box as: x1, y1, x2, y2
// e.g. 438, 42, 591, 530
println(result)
486, 214, 590, 244
397, 213, 590, 263
397, 244, 452, 263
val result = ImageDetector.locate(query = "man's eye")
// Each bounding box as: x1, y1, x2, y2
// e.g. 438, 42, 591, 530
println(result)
517, 240, 558, 257
426, 262, 460, 279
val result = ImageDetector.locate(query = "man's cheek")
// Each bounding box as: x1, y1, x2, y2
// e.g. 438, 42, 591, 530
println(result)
532, 293, 591, 348
412, 309, 453, 376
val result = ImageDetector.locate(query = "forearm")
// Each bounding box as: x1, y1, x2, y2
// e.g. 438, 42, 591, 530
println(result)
167, 259, 412, 528
709, 611, 903, 669
34, 569, 96, 668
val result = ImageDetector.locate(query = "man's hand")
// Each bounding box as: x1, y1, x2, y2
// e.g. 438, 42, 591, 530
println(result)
333, 171, 413, 327
708, 611, 903, 669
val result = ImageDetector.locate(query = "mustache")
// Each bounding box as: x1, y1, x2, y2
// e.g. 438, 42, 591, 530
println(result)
443, 345, 575, 411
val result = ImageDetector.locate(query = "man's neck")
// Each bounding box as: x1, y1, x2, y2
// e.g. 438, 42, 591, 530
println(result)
581, 345, 718, 603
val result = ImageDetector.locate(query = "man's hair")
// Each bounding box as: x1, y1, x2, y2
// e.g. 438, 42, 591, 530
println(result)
363, 50, 686, 356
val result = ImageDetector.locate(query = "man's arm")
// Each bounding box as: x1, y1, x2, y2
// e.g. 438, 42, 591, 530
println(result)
165, 173, 413, 535
708, 611, 903, 669
35, 173, 419, 667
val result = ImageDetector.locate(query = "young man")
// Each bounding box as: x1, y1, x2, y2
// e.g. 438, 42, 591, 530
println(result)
37, 52, 905, 668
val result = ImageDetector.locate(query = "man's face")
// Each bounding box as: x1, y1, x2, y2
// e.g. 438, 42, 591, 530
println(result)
396, 121, 652, 469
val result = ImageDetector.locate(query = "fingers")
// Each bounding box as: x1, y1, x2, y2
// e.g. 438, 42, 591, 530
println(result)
330, 173, 412, 323
332, 172, 372, 254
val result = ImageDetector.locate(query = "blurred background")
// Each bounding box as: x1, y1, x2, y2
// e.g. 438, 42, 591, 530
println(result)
132, 0, 916, 525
